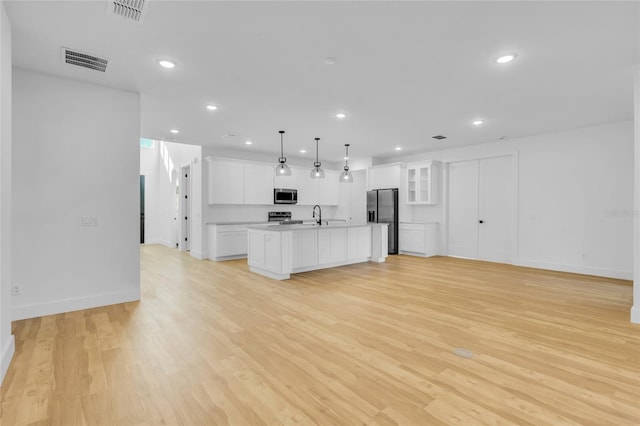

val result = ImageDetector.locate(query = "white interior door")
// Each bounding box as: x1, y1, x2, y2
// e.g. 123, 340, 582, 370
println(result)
478, 156, 513, 263
448, 156, 514, 263
448, 160, 479, 258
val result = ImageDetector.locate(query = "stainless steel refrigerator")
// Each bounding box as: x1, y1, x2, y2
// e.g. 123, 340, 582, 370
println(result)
367, 188, 399, 254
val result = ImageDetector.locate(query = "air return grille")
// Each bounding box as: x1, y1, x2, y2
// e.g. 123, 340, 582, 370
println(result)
108, 0, 147, 23
63, 48, 109, 72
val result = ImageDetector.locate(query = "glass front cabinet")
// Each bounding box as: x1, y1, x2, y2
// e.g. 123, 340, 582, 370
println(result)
406, 161, 439, 204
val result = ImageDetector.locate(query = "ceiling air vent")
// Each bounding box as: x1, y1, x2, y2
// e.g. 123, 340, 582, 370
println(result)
63, 48, 108, 72
432, 135, 447, 140
108, 0, 148, 23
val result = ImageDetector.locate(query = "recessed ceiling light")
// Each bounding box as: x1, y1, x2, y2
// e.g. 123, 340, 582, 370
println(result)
395, 147, 402, 151
494, 53, 517, 64
323, 57, 337, 65
170, 129, 179, 134
158, 60, 176, 69
336, 112, 347, 119
245, 141, 252, 145
472, 119, 484, 126
300, 149, 307, 153
206, 104, 218, 111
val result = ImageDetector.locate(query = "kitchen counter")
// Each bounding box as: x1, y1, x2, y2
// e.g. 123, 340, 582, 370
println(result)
246, 221, 368, 232
247, 223, 388, 280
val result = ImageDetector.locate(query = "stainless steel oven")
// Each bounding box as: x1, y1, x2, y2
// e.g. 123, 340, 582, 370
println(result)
274, 188, 297, 204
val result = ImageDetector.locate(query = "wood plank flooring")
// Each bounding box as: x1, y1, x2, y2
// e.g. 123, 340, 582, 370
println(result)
1, 244, 639, 425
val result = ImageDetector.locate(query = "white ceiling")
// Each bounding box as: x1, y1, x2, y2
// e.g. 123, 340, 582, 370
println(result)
5, 1, 639, 163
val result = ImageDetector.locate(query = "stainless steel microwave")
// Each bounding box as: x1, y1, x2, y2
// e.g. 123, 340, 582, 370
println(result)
274, 188, 297, 204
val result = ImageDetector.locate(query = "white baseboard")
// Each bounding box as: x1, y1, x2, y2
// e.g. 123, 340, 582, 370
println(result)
144, 239, 175, 248
514, 259, 632, 280
631, 305, 640, 324
1, 334, 15, 385
190, 250, 205, 259
11, 288, 141, 321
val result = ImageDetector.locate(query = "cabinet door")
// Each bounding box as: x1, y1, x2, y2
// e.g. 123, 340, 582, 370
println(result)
218, 230, 247, 256
274, 166, 302, 190
297, 173, 319, 205
244, 163, 274, 205
348, 227, 371, 260
407, 167, 417, 203
399, 224, 425, 253
264, 233, 282, 272
369, 165, 402, 190
248, 231, 265, 267
292, 229, 317, 268
318, 170, 340, 206
418, 165, 432, 203
318, 228, 347, 264
208, 159, 244, 204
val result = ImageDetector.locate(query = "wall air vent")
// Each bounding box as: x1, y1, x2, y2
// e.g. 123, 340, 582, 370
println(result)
62, 48, 108, 72
108, 0, 148, 23
432, 135, 447, 140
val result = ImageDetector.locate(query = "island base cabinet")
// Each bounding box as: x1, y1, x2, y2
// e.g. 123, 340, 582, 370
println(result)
248, 230, 292, 279
292, 229, 318, 269
247, 224, 385, 280
348, 227, 372, 260
318, 228, 347, 264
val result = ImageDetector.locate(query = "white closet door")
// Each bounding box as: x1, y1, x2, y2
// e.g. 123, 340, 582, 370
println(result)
478, 156, 513, 263
448, 160, 479, 258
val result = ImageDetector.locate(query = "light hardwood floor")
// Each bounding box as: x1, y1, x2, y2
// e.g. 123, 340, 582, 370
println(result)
1, 244, 639, 425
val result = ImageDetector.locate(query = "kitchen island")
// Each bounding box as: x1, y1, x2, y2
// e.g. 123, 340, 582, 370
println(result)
247, 222, 388, 280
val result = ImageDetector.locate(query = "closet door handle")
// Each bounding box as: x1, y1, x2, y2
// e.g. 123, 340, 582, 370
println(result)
479, 220, 484, 224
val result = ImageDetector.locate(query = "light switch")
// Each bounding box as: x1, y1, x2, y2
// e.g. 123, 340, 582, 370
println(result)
82, 216, 99, 226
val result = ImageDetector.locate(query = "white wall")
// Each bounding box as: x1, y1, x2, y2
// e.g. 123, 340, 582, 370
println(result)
633, 69, 640, 323
0, 1, 14, 384
12, 69, 141, 320
380, 121, 634, 280
140, 140, 200, 251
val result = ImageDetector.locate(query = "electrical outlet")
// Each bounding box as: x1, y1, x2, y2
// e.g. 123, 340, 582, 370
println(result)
12, 285, 21, 296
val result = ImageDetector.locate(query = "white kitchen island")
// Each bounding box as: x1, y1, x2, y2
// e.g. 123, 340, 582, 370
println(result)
247, 223, 388, 280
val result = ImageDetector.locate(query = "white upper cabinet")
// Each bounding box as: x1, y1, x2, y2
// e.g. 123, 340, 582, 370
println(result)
207, 157, 340, 206
318, 170, 340, 206
207, 157, 244, 204
368, 164, 403, 190
296, 168, 318, 205
244, 163, 274, 205
406, 161, 439, 204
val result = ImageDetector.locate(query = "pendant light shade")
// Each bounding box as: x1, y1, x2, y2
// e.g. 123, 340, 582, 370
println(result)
310, 137, 325, 179
275, 130, 291, 176
339, 144, 353, 184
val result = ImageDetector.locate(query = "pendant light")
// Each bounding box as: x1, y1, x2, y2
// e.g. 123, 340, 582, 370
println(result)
310, 137, 325, 179
339, 144, 353, 183
275, 130, 291, 176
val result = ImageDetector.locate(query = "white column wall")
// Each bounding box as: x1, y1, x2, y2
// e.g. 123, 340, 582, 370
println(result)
0, 0, 14, 383
632, 68, 640, 324
12, 69, 141, 321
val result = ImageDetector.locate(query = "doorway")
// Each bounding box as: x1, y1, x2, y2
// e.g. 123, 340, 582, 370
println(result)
179, 165, 191, 252
448, 156, 515, 263
140, 175, 145, 244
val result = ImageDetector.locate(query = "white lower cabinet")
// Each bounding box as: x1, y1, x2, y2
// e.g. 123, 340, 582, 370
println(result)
292, 229, 318, 268
398, 223, 439, 257
208, 224, 251, 261
347, 226, 371, 259
318, 228, 347, 264
248, 230, 284, 273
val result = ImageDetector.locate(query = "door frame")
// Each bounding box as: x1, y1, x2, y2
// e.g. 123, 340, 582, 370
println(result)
179, 164, 191, 252
443, 151, 519, 263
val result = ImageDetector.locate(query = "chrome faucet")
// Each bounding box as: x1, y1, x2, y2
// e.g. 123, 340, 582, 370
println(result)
312, 205, 322, 226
